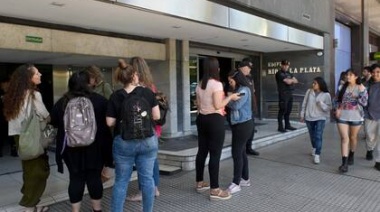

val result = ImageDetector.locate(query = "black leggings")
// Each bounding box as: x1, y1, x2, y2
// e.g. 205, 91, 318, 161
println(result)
67, 168, 103, 203
196, 113, 226, 189
231, 120, 253, 185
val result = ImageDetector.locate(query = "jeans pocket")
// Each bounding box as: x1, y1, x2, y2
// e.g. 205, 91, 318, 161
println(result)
140, 136, 158, 153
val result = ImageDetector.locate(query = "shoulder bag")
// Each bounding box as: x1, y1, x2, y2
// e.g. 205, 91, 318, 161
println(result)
18, 96, 44, 160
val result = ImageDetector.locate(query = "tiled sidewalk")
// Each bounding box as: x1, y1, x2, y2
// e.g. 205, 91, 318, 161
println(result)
0, 119, 307, 212
48, 122, 380, 212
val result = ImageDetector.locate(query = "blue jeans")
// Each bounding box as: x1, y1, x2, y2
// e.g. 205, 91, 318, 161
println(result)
138, 158, 159, 190
306, 120, 326, 155
153, 158, 159, 186
111, 135, 158, 212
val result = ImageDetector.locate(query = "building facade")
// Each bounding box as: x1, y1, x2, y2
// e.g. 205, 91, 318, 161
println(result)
2, 0, 377, 138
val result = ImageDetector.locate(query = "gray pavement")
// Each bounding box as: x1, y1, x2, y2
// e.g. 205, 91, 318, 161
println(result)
49, 122, 380, 212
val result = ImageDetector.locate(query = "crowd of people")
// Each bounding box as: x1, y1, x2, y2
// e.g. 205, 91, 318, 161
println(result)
1, 57, 162, 212
1, 56, 380, 211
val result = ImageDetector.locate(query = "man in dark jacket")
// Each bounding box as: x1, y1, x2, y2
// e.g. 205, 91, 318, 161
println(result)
238, 58, 259, 156
364, 64, 380, 164
275, 60, 298, 132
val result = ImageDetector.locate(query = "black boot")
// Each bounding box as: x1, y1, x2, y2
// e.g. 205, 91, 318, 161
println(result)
339, 157, 348, 173
374, 162, 380, 171
348, 151, 354, 165
366, 150, 373, 160
278, 123, 286, 133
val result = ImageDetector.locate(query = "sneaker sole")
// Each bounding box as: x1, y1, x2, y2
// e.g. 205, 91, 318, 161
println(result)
240, 182, 251, 187
210, 195, 232, 200
196, 187, 210, 193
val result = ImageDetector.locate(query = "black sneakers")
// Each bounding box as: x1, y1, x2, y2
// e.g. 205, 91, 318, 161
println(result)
247, 149, 260, 156
278, 128, 287, 133
285, 126, 297, 131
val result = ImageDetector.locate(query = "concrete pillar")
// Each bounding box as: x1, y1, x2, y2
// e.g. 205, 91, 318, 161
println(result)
324, 33, 332, 93
165, 38, 179, 136
325, 0, 335, 95
181, 40, 192, 134
362, 0, 369, 66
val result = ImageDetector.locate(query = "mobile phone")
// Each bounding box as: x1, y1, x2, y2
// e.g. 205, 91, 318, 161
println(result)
237, 93, 245, 96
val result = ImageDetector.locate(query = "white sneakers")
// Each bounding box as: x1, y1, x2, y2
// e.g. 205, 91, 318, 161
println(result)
239, 179, 251, 187
228, 183, 241, 194
314, 155, 320, 164
311, 148, 316, 156
311, 148, 320, 164
227, 179, 251, 194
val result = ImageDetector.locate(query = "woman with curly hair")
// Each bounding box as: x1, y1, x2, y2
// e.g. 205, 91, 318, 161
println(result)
85, 65, 113, 99
3, 64, 50, 212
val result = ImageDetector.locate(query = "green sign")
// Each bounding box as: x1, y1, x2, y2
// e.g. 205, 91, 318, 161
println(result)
373, 52, 380, 60
25, 36, 43, 43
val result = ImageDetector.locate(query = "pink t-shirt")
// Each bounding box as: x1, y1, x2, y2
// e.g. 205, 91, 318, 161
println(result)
196, 79, 225, 116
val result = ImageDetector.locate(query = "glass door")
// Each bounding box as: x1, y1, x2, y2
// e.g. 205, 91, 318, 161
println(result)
189, 56, 199, 125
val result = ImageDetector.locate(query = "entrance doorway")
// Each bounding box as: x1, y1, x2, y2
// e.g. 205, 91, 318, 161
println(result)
189, 55, 232, 125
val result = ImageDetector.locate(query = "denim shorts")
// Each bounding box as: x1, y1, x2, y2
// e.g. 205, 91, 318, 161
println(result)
336, 119, 363, 126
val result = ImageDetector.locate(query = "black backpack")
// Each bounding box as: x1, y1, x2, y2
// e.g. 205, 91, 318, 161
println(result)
120, 87, 154, 140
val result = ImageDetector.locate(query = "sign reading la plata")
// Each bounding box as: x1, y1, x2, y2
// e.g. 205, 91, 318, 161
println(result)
266, 61, 322, 75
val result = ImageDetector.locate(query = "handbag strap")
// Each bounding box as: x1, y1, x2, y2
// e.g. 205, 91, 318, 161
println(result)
24, 94, 33, 119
